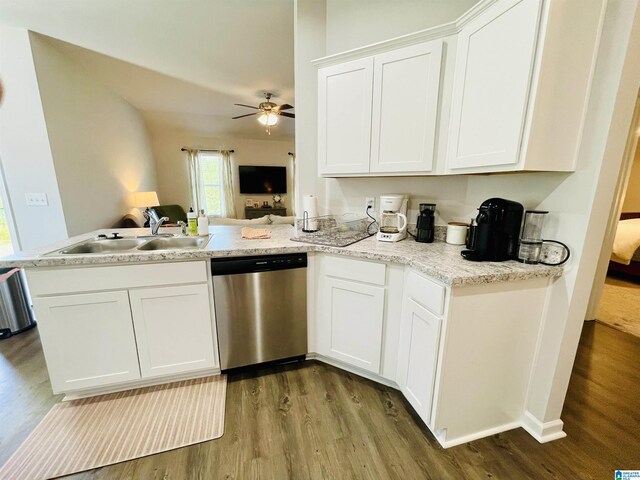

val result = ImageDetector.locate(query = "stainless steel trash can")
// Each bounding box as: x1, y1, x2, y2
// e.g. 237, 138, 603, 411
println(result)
0, 268, 36, 339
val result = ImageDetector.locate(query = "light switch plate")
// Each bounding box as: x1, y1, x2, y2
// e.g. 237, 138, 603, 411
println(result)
25, 192, 48, 206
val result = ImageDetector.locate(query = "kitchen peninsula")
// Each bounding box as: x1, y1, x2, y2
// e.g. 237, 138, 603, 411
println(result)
0, 225, 563, 448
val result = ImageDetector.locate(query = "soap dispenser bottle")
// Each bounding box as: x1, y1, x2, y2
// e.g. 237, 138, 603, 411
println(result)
187, 207, 198, 236
197, 209, 209, 236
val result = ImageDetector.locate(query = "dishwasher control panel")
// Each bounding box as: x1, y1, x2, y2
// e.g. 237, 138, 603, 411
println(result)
211, 253, 307, 276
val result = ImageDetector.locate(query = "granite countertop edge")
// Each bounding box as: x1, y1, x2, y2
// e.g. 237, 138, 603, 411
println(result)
0, 226, 564, 287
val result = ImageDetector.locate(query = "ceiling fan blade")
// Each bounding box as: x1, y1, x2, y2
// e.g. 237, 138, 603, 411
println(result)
234, 103, 259, 109
279, 112, 295, 119
275, 104, 293, 112
232, 112, 259, 119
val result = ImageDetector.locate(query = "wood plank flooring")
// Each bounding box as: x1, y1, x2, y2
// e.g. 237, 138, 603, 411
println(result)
1, 322, 639, 479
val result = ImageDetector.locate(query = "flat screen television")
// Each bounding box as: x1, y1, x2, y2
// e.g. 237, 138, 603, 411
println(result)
239, 166, 287, 194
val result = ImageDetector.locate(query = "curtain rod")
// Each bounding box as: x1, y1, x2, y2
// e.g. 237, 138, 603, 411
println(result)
181, 147, 235, 153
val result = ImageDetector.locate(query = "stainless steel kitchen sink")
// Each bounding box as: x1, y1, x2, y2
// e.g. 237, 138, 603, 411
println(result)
137, 236, 210, 251
48, 235, 210, 255
60, 238, 147, 254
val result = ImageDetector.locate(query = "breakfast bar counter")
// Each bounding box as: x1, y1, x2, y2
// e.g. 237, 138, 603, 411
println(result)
0, 225, 562, 287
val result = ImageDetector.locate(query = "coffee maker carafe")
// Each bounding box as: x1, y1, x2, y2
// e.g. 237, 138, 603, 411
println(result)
461, 198, 524, 262
377, 195, 408, 242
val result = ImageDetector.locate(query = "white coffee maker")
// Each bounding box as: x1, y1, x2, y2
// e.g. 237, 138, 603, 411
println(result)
377, 194, 408, 242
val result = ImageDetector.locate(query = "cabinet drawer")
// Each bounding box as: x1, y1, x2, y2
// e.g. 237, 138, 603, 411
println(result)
325, 255, 386, 286
406, 270, 445, 316
27, 261, 208, 296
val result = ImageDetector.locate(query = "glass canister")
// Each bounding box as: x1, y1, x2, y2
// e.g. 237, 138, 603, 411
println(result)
518, 210, 548, 264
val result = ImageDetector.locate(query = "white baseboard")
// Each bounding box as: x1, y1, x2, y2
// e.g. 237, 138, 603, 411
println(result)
63, 368, 222, 400
434, 422, 521, 448
520, 410, 567, 443
306, 353, 399, 390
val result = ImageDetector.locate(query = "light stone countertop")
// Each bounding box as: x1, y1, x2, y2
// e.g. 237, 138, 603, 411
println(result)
0, 225, 563, 287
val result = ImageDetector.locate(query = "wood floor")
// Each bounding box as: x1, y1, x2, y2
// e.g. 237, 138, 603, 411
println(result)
1, 322, 639, 479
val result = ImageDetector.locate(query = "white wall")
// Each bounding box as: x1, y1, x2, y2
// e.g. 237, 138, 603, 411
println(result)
29, 33, 158, 236
0, 27, 68, 250
325, 0, 478, 55
294, 0, 327, 215
525, 0, 640, 424
149, 130, 295, 219
622, 142, 640, 212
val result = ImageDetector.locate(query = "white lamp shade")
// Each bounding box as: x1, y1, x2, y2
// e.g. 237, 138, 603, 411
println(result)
258, 112, 278, 126
131, 191, 159, 208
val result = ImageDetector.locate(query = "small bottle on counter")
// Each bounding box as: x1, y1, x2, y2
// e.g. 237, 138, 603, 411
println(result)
197, 209, 209, 236
187, 207, 198, 236
467, 217, 478, 249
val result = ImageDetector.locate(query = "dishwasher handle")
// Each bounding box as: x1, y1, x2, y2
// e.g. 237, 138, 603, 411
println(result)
211, 253, 307, 276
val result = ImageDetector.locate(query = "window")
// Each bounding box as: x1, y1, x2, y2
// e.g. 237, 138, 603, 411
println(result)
197, 151, 223, 216
0, 196, 14, 256
188, 149, 235, 218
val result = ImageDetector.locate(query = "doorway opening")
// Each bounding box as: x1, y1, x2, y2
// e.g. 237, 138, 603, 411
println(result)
591, 93, 640, 338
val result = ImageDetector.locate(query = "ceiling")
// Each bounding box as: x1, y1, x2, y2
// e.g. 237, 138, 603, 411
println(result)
0, 0, 295, 140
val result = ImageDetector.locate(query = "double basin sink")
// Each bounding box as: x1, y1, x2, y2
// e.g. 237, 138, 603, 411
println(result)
50, 235, 211, 255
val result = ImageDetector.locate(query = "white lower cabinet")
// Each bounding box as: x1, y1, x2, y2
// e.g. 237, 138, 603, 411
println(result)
129, 284, 215, 378
316, 255, 388, 374
28, 261, 218, 396
396, 297, 442, 425
319, 277, 385, 373
33, 291, 141, 394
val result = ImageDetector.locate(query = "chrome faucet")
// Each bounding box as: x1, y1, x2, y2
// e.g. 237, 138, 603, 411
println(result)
177, 220, 188, 236
148, 209, 170, 235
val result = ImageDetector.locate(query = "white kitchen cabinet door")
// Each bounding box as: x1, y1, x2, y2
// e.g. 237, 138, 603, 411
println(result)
397, 297, 442, 425
446, 0, 542, 171
370, 40, 443, 173
318, 57, 374, 175
129, 284, 215, 378
319, 277, 385, 373
33, 291, 140, 393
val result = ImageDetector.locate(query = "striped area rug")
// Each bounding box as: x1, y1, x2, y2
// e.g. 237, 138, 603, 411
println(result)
0, 375, 227, 480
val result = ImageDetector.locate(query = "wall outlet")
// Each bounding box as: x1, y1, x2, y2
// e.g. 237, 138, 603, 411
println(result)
25, 192, 48, 206
365, 197, 375, 210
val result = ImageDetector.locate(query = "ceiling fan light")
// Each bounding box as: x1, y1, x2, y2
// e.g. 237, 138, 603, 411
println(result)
258, 112, 278, 126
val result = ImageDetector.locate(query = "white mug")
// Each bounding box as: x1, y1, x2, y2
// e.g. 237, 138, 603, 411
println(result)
446, 222, 469, 245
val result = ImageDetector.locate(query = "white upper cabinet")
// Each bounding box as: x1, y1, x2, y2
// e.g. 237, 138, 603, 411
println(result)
446, 0, 604, 173
446, 0, 541, 171
318, 39, 444, 176
318, 58, 374, 175
370, 41, 443, 173
315, 0, 604, 176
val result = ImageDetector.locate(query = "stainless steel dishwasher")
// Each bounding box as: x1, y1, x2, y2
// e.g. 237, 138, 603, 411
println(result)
211, 253, 307, 370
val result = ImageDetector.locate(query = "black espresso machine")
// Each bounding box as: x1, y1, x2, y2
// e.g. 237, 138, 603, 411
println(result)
461, 198, 524, 262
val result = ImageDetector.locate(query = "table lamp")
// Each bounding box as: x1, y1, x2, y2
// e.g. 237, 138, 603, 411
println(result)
131, 191, 159, 225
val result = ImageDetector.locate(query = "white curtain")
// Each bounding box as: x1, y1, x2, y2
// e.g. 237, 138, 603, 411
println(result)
186, 148, 201, 212
220, 150, 236, 218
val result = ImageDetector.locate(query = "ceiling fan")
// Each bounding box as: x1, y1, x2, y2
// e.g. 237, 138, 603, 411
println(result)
232, 92, 294, 135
